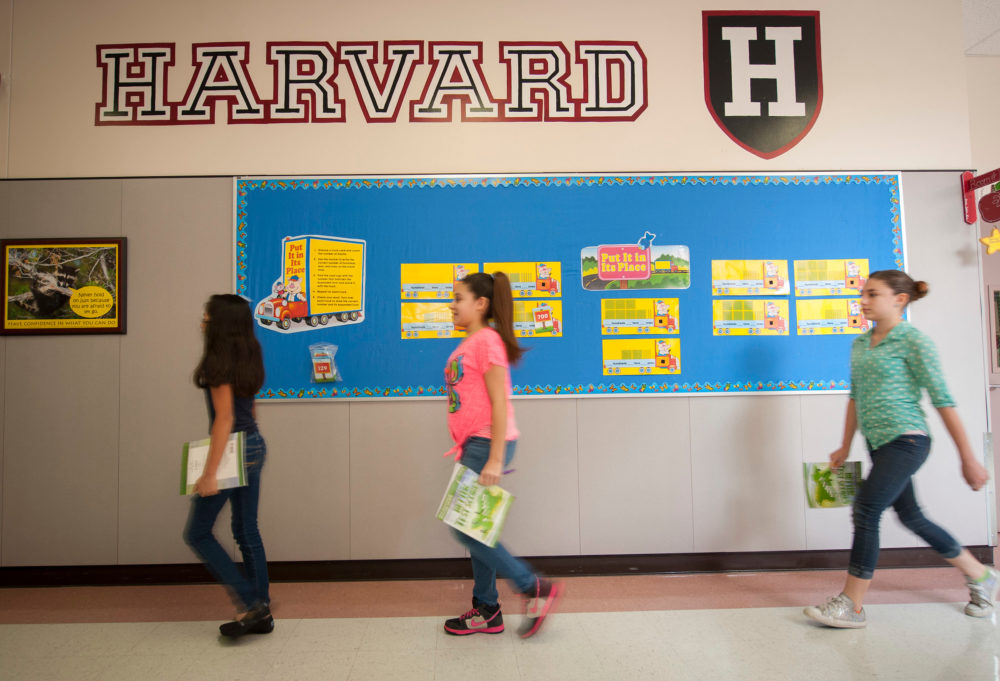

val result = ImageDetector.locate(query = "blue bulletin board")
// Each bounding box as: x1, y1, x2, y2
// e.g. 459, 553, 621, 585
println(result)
235, 173, 902, 400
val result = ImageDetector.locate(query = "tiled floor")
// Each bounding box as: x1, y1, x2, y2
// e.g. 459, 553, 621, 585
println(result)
1, 567, 999, 680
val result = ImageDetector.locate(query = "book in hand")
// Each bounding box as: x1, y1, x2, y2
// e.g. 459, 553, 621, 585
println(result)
436, 463, 514, 548
181, 431, 247, 495
804, 461, 862, 508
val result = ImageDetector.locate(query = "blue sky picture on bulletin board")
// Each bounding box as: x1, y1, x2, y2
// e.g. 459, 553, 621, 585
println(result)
235, 174, 902, 400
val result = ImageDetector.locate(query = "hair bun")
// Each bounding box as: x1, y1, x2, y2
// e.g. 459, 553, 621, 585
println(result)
912, 280, 929, 301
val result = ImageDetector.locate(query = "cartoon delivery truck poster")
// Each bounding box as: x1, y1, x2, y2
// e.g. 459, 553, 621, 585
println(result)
255, 235, 366, 332
581, 232, 691, 292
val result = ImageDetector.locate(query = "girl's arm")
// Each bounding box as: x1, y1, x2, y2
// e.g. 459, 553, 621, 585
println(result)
195, 383, 235, 497
479, 364, 507, 487
829, 399, 857, 470
906, 334, 988, 490
937, 406, 990, 491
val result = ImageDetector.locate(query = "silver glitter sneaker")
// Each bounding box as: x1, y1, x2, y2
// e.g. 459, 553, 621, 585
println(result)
803, 593, 867, 629
965, 568, 1000, 617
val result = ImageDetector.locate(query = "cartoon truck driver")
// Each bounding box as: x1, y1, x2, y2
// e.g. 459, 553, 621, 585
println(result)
284, 275, 305, 302
764, 261, 783, 289
654, 299, 675, 331
845, 260, 865, 290
848, 299, 868, 330
765, 302, 785, 332
536, 263, 553, 292
655, 340, 676, 370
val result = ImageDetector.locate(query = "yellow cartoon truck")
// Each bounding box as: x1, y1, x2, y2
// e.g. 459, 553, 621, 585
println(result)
256, 235, 366, 331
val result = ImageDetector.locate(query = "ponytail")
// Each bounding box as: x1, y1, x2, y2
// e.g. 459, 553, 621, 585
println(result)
489, 272, 523, 364
460, 271, 524, 364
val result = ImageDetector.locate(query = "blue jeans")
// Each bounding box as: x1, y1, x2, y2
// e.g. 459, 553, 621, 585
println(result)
452, 437, 537, 607
184, 430, 270, 610
848, 434, 961, 579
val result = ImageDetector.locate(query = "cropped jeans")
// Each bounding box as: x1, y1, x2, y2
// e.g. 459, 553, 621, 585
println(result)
184, 430, 270, 611
848, 434, 961, 580
452, 437, 537, 607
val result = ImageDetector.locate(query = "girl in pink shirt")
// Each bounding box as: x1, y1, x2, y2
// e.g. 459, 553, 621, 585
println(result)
442, 272, 564, 638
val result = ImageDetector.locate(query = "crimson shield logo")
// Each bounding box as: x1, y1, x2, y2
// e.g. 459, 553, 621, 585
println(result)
703, 11, 822, 159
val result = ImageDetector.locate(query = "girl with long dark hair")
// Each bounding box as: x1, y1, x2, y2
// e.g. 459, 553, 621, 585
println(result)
184, 294, 272, 637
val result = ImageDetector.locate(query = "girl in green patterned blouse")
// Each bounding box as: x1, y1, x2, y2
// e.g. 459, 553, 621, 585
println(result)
804, 270, 996, 629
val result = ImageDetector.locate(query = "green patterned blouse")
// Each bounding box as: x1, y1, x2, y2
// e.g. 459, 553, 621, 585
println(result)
849, 320, 955, 450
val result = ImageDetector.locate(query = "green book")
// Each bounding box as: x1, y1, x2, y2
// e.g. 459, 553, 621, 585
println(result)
436, 463, 514, 548
804, 461, 862, 508
180, 431, 247, 495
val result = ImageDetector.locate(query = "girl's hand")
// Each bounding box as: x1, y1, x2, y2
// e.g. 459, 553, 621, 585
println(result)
961, 459, 990, 491
479, 459, 503, 487
195, 474, 219, 497
829, 446, 851, 470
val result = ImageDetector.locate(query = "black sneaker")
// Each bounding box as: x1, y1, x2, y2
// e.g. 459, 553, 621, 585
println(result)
517, 577, 564, 638
443, 599, 504, 635
219, 604, 274, 638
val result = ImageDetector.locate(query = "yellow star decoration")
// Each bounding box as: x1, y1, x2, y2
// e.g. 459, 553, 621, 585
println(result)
981, 227, 1000, 255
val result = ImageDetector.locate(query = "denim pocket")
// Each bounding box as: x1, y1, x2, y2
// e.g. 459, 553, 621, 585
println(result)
897, 434, 929, 449
244, 431, 266, 468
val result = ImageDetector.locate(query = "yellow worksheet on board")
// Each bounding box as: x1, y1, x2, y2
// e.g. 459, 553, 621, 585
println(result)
401, 263, 480, 299
796, 298, 870, 335
483, 261, 562, 298
712, 259, 790, 295
712, 299, 790, 336
513, 300, 563, 337
401, 302, 465, 339
794, 259, 869, 296
602, 338, 680, 375
601, 298, 679, 335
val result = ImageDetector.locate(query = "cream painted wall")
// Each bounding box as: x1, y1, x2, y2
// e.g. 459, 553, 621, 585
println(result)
2, 0, 973, 177
967, 56, 1000, 175
0, 0, 11, 179
967, 55, 1000, 530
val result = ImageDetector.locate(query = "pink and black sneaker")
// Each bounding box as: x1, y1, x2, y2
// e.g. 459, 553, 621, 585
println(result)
518, 577, 564, 638
443, 599, 504, 635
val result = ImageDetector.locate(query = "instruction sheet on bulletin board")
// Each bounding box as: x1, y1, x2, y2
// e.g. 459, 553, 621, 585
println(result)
235, 174, 903, 400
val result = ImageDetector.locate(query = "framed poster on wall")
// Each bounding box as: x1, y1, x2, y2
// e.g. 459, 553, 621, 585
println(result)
235, 173, 903, 400
988, 286, 1000, 385
2, 237, 127, 335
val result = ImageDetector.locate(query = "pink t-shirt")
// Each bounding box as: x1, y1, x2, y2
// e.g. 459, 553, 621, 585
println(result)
445, 327, 519, 451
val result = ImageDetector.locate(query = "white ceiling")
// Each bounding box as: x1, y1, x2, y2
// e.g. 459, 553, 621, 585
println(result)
965, 0, 1000, 54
